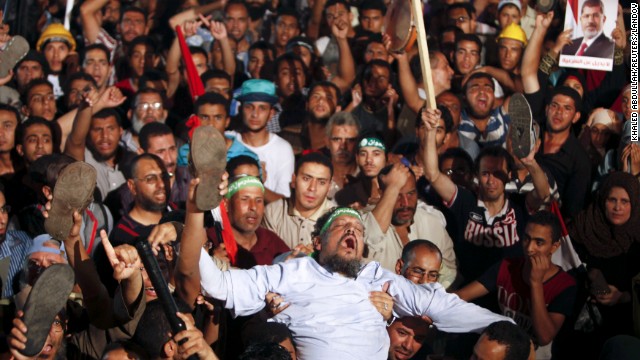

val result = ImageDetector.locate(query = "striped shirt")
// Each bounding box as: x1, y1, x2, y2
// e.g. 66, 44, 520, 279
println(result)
0, 231, 32, 298
459, 107, 511, 149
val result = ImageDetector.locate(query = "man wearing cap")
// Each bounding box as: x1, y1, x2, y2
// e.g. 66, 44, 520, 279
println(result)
36, 23, 77, 99
497, 0, 523, 31
233, 79, 295, 201
14, 50, 47, 95
179, 182, 511, 359
218, 176, 290, 268
263, 153, 336, 250
363, 163, 458, 288
335, 137, 386, 209
561, 0, 614, 59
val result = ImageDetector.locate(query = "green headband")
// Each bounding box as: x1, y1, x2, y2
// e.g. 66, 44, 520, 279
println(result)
358, 137, 386, 151
320, 208, 362, 234
226, 176, 265, 199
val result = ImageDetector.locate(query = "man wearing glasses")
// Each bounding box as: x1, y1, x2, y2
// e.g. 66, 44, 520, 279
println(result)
363, 163, 458, 289
121, 88, 168, 152
110, 153, 174, 246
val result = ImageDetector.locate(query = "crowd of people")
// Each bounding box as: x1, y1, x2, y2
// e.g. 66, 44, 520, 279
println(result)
0, 0, 637, 359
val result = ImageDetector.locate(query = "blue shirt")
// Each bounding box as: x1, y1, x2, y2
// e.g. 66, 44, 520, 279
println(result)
0, 230, 32, 298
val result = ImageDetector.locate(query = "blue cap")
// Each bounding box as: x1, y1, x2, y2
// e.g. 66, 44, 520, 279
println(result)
235, 79, 278, 105
28, 234, 67, 260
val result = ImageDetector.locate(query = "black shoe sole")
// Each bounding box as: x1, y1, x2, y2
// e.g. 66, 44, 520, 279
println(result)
509, 93, 533, 159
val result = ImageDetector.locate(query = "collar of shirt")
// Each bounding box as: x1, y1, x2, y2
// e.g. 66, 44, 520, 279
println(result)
289, 197, 333, 221
477, 197, 511, 225
581, 31, 603, 49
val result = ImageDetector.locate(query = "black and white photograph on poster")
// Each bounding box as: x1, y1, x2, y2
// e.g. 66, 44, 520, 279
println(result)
559, 0, 618, 71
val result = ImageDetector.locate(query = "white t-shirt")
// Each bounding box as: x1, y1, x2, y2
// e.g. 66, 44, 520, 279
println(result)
234, 132, 295, 197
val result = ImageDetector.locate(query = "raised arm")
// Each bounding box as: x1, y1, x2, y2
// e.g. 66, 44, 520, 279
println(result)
421, 108, 457, 202
330, 19, 356, 93
201, 15, 236, 78
521, 11, 561, 94
371, 163, 410, 234
393, 52, 424, 114
307, 0, 327, 41
521, 140, 552, 211
80, 0, 109, 44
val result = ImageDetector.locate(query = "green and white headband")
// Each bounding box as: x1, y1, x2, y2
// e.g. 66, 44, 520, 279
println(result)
226, 176, 265, 199
358, 137, 386, 151
320, 207, 362, 234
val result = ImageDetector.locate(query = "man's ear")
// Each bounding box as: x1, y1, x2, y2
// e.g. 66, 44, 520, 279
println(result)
443, 133, 451, 146
21, 105, 30, 117
15, 144, 23, 157
571, 111, 581, 124
127, 109, 132, 121
162, 340, 176, 359
550, 240, 561, 255
312, 236, 322, 252
127, 179, 136, 196
395, 259, 404, 276
335, 105, 342, 112
290, 173, 297, 190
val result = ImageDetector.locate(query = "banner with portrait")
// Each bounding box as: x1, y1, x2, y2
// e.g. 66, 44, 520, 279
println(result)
559, 0, 618, 71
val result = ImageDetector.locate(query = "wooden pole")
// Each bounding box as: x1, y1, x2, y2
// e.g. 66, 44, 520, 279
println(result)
410, 0, 436, 110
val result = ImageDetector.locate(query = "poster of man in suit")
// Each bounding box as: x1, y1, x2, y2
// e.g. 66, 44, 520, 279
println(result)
560, 0, 617, 71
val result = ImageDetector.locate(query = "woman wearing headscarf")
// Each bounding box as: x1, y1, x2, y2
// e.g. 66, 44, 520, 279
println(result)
568, 172, 640, 350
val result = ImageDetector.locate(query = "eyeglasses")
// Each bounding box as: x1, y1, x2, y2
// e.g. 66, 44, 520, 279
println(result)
136, 173, 170, 184
407, 267, 440, 282
136, 102, 163, 111
0, 204, 11, 214
448, 16, 470, 25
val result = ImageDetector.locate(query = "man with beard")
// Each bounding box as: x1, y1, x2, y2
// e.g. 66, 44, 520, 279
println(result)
335, 137, 386, 209
63, 73, 98, 112
422, 107, 551, 284
301, 81, 341, 150
122, 88, 167, 152
110, 153, 172, 246
362, 163, 458, 288
64, 86, 131, 200
323, 112, 360, 199
263, 152, 336, 250
14, 51, 47, 95
21, 79, 57, 121
178, 181, 511, 359
81, 2, 148, 64
459, 73, 511, 149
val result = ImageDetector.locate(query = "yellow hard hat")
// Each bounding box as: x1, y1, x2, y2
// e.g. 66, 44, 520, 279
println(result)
497, 23, 527, 47
36, 23, 76, 52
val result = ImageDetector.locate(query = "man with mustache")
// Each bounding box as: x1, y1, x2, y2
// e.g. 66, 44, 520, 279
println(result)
301, 81, 342, 150
178, 178, 511, 359
324, 112, 360, 199
561, 0, 614, 59
121, 88, 168, 152
109, 153, 174, 246
363, 163, 458, 289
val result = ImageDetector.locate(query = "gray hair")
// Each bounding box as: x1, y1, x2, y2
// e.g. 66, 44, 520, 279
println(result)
325, 112, 361, 138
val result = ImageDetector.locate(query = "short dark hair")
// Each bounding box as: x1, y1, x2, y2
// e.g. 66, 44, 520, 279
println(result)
308, 81, 342, 104
121, 6, 147, 23
295, 152, 333, 178
29, 153, 75, 189
201, 69, 232, 85
527, 210, 562, 243
482, 321, 532, 360
139, 122, 173, 152
194, 92, 230, 116
189, 46, 208, 60
239, 343, 292, 360
127, 153, 167, 180
447, 3, 475, 18
21, 78, 53, 105
82, 43, 111, 64
0, 103, 21, 124
401, 239, 443, 269
549, 86, 582, 113
464, 72, 495, 94
226, 155, 260, 178
127, 36, 157, 58
439, 147, 474, 172
242, 321, 294, 348
273, 53, 309, 87
416, 105, 453, 133
132, 87, 165, 108
131, 298, 192, 359
275, 8, 300, 27
455, 33, 483, 52
324, 0, 350, 14
359, 0, 387, 15
16, 117, 60, 150
361, 59, 391, 86
474, 146, 514, 175
441, 25, 465, 44
249, 41, 276, 61
63, 72, 97, 97
92, 108, 122, 126
224, 0, 248, 15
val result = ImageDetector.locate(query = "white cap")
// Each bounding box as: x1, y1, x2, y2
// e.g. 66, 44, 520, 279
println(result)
498, 0, 522, 12
589, 108, 616, 131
